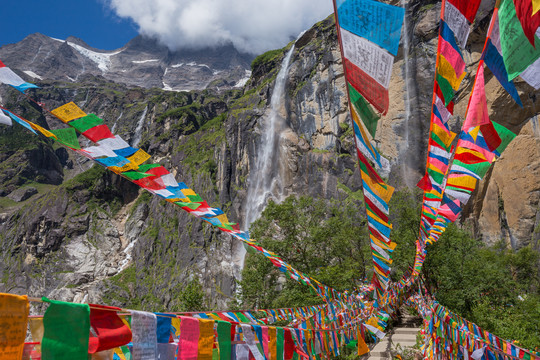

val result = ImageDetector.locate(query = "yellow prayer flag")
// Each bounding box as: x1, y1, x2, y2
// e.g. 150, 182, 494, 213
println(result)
51, 102, 87, 123
269, 327, 278, 360
26, 120, 58, 139
127, 149, 151, 166
182, 188, 197, 196
216, 214, 229, 225
447, 175, 477, 189
370, 235, 397, 251
432, 123, 457, 148
0, 294, 29, 360
198, 319, 215, 360
437, 56, 466, 91
113, 348, 127, 360
171, 318, 181, 338
109, 162, 138, 174
357, 327, 369, 356
166, 197, 191, 204
469, 126, 481, 141
360, 170, 395, 204
533, 0, 540, 15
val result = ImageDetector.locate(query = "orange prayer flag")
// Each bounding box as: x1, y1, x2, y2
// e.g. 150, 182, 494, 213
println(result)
197, 319, 214, 360
0, 293, 29, 360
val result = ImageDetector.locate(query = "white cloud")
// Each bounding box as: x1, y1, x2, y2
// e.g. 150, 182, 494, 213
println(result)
106, 0, 333, 54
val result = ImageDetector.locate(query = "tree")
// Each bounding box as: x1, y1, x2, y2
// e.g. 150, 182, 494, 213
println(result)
239, 195, 371, 309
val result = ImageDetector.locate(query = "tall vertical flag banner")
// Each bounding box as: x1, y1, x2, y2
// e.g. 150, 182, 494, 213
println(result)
333, 0, 404, 298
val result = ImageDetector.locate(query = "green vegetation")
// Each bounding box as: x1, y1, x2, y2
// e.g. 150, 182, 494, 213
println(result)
239, 195, 370, 309
424, 229, 540, 349
251, 48, 285, 70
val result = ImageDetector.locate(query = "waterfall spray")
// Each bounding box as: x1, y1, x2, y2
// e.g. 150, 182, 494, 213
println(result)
231, 44, 296, 277
400, 0, 414, 187
132, 106, 148, 147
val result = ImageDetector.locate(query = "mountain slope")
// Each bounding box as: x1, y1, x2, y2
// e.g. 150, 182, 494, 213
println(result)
0, 33, 254, 91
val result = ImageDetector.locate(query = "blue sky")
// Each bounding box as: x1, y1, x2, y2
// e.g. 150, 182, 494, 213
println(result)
1, 0, 138, 50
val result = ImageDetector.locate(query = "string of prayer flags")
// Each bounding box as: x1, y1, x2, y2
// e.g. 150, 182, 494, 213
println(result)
498, 0, 540, 80
443, 0, 482, 47
334, 0, 405, 300
41, 298, 90, 360
0, 294, 29, 360
131, 310, 157, 360
0, 59, 39, 92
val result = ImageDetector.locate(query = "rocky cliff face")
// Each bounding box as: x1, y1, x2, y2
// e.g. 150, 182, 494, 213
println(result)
0, 1, 538, 310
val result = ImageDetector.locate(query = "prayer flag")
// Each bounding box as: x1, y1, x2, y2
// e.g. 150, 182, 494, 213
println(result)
337, 0, 404, 55
499, 0, 540, 79
51, 102, 87, 123
0, 60, 38, 92
462, 66, 490, 130
42, 298, 90, 360
179, 316, 199, 360
88, 304, 132, 353
131, 310, 157, 360
0, 294, 29, 360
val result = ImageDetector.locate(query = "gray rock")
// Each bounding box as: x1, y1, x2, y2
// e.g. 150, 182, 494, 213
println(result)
7, 187, 37, 202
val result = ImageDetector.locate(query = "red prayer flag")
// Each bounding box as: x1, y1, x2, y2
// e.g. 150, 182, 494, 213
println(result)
448, 0, 482, 22
88, 304, 132, 353
344, 59, 389, 115
479, 122, 502, 152
82, 124, 114, 142
416, 173, 433, 191
513, 0, 540, 46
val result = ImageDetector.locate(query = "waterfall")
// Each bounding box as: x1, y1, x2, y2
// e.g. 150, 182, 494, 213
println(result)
400, 0, 414, 187
111, 111, 123, 133
232, 44, 296, 277
132, 106, 148, 147
244, 45, 295, 228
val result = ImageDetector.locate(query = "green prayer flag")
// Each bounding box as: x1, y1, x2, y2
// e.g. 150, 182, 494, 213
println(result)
187, 194, 204, 202
427, 168, 445, 184
50, 128, 80, 150
216, 321, 231, 360
41, 298, 90, 360
69, 114, 104, 133
236, 312, 250, 323
452, 160, 492, 178
492, 121, 517, 155
499, 0, 540, 80
137, 163, 162, 172
123, 171, 154, 180
348, 83, 380, 137
436, 74, 455, 106
277, 328, 285, 360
